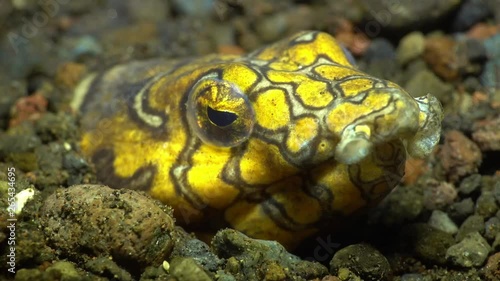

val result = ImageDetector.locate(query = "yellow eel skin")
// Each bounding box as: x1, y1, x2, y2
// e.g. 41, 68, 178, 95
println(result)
73, 31, 443, 248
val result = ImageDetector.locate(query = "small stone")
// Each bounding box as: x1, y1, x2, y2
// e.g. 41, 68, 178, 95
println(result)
9, 92, 48, 128
364, 38, 396, 63
101, 22, 160, 57
458, 174, 482, 195
438, 130, 482, 183
446, 232, 491, 268
481, 34, 500, 88
472, 116, 500, 151
54, 62, 88, 90
361, 39, 398, 79
481, 58, 500, 89
448, 198, 475, 223
451, 0, 491, 32
484, 252, 500, 281
337, 267, 362, 281
212, 229, 328, 280
493, 233, 500, 251
255, 12, 288, 42
284, 5, 316, 35
0, 124, 42, 171
494, 182, 500, 205
330, 244, 391, 281
14, 269, 43, 280
398, 223, 455, 265
34, 113, 78, 143
484, 217, 500, 241
170, 257, 213, 281
466, 22, 499, 39
359, 0, 460, 30
45, 261, 80, 279
423, 180, 457, 210
319, 275, 341, 281
332, 18, 370, 56
0, 0, 13, 25
171, 0, 214, 17
462, 76, 482, 93
215, 270, 237, 281
456, 215, 485, 242
58, 35, 102, 60
0, 32, 54, 79
401, 273, 431, 281
126, 0, 170, 23
423, 36, 459, 81
0, 78, 25, 129
404, 69, 454, 105
396, 31, 425, 65
464, 38, 488, 63
483, 33, 500, 58
476, 191, 499, 218
212, 24, 236, 47
370, 184, 423, 225
428, 210, 459, 235
170, 228, 223, 272
40, 184, 175, 270
85, 257, 134, 281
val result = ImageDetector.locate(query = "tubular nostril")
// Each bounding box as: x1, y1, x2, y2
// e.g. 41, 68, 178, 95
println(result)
335, 125, 373, 164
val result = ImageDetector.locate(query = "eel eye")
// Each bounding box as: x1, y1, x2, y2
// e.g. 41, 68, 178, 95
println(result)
186, 77, 255, 147
207, 106, 238, 127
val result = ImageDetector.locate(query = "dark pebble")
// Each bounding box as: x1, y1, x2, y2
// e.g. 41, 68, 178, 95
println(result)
396, 32, 425, 66
483, 30, 500, 58
0, 123, 41, 171
451, 0, 491, 32
480, 34, 500, 88
475, 191, 499, 218
441, 114, 474, 134
359, 38, 398, 80
62, 152, 90, 186
34, 143, 66, 187
448, 198, 475, 223
493, 233, 500, 252
359, 0, 460, 30
399, 223, 455, 265
62, 152, 88, 172
0, 32, 55, 79
428, 210, 458, 235
0, 79, 26, 130
212, 229, 328, 280
404, 69, 454, 105
370, 184, 423, 225
462, 76, 483, 93
456, 215, 485, 242
363, 38, 396, 63
330, 244, 391, 281
170, 228, 223, 272
85, 257, 134, 281
0, 0, 12, 25
446, 232, 491, 268
423, 181, 457, 210
40, 184, 175, 273
458, 174, 482, 195
401, 273, 431, 281
464, 38, 488, 63
493, 181, 500, 205
484, 217, 500, 241
169, 257, 213, 281
485, 0, 500, 25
